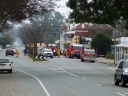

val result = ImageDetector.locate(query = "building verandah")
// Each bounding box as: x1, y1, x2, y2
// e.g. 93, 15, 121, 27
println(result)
115, 37, 128, 64
115, 44, 128, 64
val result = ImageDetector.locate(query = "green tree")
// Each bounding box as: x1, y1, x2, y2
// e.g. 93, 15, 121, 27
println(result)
30, 10, 66, 44
91, 32, 112, 56
67, 0, 128, 28
0, 0, 55, 32
0, 34, 13, 48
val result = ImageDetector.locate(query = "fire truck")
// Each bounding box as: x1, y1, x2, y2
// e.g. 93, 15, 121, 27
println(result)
67, 44, 84, 59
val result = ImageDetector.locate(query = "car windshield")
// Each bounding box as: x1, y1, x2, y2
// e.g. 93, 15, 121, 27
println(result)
0, 59, 9, 63
45, 50, 52, 52
85, 50, 95, 54
73, 46, 83, 50
124, 61, 128, 68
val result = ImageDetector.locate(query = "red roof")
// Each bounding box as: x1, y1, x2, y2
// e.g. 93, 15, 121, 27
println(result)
74, 23, 113, 30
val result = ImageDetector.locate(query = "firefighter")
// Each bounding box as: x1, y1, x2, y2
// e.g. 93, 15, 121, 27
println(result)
66, 44, 70, 58
16, 49, 19, 58
57, 48, 61, 58
66, 48, 69, 58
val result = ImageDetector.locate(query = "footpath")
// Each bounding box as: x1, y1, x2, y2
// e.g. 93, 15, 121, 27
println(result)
96, 57, 115, 66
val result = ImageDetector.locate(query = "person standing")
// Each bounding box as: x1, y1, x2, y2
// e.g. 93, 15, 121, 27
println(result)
23, 48, 27, 56
16, 49, 19, 58
57, 48, 61, 58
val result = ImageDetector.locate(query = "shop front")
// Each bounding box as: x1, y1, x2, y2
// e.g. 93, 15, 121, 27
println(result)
115, 37, 128, 64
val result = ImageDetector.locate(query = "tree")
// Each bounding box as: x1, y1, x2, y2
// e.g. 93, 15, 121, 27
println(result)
0, 0, 55, 32
0, 34, 13, 48
67, 0, 128, 29
91, 32, 112, 56
19, 23, 46, 56
30, 10, 66, 44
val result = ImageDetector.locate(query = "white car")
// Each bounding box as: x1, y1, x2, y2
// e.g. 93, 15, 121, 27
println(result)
0, 58, 13, 73
41, 49, 53, 58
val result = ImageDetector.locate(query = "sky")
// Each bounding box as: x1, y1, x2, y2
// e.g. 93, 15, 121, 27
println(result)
55, 0, 72, 19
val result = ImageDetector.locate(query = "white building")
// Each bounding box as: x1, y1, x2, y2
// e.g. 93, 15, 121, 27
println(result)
115, 37, 128, 64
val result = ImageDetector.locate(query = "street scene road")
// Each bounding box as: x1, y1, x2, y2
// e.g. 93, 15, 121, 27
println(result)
1, 1, 128, 96
0, 48, 128, 96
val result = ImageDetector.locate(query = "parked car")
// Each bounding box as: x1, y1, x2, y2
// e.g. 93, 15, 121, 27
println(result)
80, 49, 97, 63
114, 59, 128, 87
41, 48, 53, 58
0, 58, 13, 73
6, 49, 14, 56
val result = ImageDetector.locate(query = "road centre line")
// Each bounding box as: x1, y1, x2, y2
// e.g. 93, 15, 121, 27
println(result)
14, 68, 51, 96
82, 78, 87, 80
96, 84, 101, 86
105, 74, 114, 77
108, 67, 115, 70
47, 65, 80, 77
116, 92, 126, 96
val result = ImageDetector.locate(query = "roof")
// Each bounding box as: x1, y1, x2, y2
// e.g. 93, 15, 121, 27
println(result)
74, 24, 92, 30
66, 31, 75, 34
74, 23, 113, 30
115, 44, 128, 47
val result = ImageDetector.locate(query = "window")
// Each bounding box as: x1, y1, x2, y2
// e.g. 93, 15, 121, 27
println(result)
85, 50, 95, 54
0, 59, 9, 63
73, 46, 83, 50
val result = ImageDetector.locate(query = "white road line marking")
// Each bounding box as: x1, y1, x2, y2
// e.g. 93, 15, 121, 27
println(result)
116, 92, 126, 96
66, 72, 79, 77
14, 68, 50, 96
82, 78, 87, 80
96, 84, 101, 86
108, 67, 115, 70
47, 66, 80, 78
105, 74, 114, 77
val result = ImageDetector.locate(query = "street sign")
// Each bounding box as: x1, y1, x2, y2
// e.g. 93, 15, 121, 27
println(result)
61, 25, 66, 30
121, 37, 128, 45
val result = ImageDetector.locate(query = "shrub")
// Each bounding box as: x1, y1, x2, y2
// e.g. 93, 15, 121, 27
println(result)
106, 53, 114, 59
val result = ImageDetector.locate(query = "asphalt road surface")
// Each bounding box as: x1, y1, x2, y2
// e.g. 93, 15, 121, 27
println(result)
0, 47, 128, 96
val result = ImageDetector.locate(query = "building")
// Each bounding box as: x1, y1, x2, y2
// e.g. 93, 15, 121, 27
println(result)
59, 23, 114, 53
115, 37, 128, 64
74, 23, 114, 38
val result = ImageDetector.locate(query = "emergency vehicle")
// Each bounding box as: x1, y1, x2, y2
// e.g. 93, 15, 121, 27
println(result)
80, 49, 97, 63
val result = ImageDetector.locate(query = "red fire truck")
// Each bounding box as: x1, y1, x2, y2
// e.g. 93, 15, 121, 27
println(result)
67, 44, 84, 59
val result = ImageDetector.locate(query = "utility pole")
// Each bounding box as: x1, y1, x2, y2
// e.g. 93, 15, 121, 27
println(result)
61, 25, 66, 52
114, 27, 116, 65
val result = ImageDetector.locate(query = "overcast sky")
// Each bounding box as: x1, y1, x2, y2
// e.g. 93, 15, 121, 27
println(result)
55, 0, 72, 19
